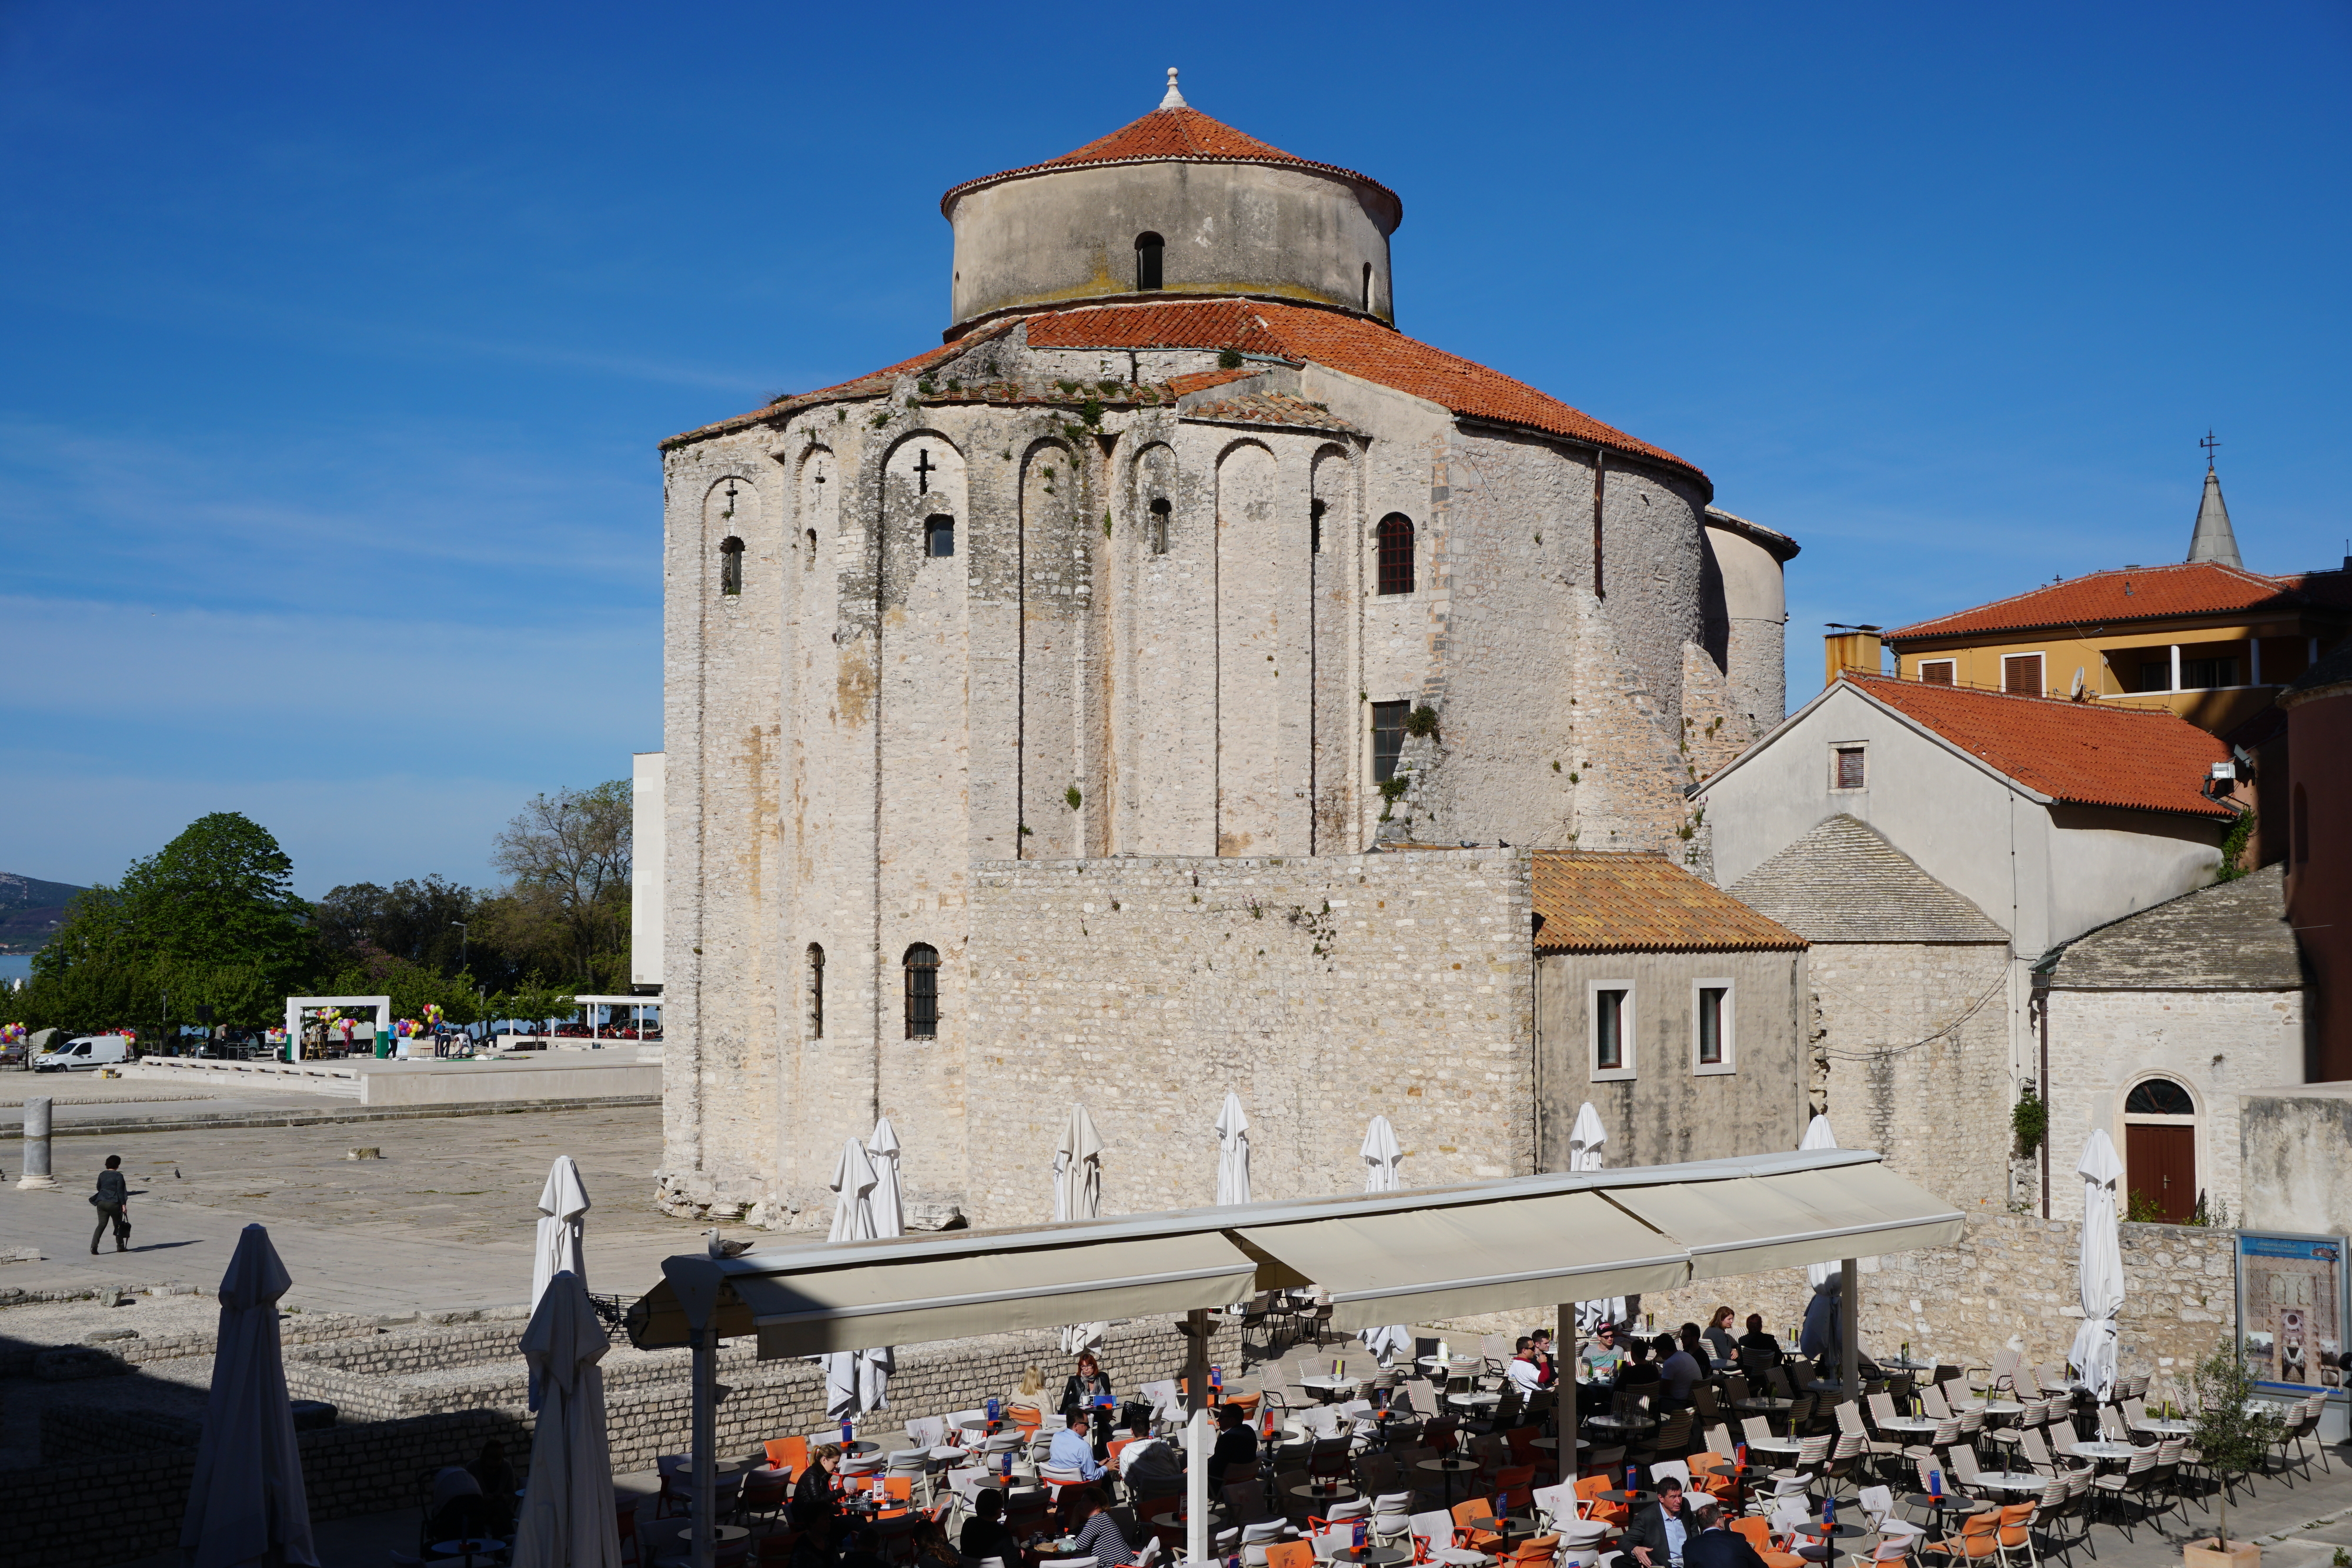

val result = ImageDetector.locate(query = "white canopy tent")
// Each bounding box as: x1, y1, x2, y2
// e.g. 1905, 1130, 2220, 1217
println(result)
632, 1146, 1961, 1568
2069, 1129, 2126, 1399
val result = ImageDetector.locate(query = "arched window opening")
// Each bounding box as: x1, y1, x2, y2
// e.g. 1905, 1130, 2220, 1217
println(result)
1377, 514, 1415, 596
806, 943, 824, 1039
1135, 232, 1165, 292
805, 527, 817, 568
1361, 262, 1373, 313
925, 514, 956, 558
1311, 497, 1327, 554
903, 944, 940, 1039
1149, 497, 1171, 555
719, 535, 745, 596
2122, 1075, 2197, 1224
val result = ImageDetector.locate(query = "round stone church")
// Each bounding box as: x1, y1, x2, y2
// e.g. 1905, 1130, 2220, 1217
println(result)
652, 74, 1796, 1229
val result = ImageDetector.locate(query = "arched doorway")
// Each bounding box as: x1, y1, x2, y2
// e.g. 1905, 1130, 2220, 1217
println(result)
2122, 1076, 2197, 1223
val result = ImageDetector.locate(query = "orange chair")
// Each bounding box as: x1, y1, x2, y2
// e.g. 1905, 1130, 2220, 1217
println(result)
1730, 1517, 1807, 1568
1494, 1466, 1538, 1515
873, 1476, 914, 1518
1925, 1510, 2001, 1566
1225, 1391, 1264, 1419
1685, 1452, 1737, 1505
1500, 1533, 1561, 1568
1993, 1502, 2036, 1568
1266, 1545, 1318, 1568
1455, 1497, 1504, 1554
766, 1436, 809, 1479
1504, 1428, 1542, 1467
1009, 1403, 1044, 1440
1574, 1476, 1628, 1530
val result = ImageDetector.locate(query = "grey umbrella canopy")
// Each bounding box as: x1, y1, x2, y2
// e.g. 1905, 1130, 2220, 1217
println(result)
514, 1269, 624, 1568
181, 1223, 318, 1568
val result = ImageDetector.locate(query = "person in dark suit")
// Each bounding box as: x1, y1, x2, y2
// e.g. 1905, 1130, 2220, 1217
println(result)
1206, 1402, 1257, 1485
1681, 1506, 1770, 1568
1624, 1479, 1696, 1568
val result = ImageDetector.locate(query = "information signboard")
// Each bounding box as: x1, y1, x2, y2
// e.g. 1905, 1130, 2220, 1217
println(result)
2234, 1231, 2348, 1397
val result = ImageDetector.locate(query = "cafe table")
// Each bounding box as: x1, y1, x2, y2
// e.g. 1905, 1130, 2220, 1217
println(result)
1417, 1457, 1482, 1507
1301, 1375, 1362, 1401
1034, 1539, 1094, 1563
1467, 1514, 1545, 1547
1972, 1472, 2050, 1496
1792, 1520, 1868, 1544
2136, 1419, 2194, 1437
652, 1524, 750, 1552
1583, 1413, 1656, 1435
1877, 1416, 1942, 1440
1291, 1482, 1359, 1504
2069, 1440, 2141, 1466
1334, 1549, 1412, 1567
1879, 1356, 1937, 1373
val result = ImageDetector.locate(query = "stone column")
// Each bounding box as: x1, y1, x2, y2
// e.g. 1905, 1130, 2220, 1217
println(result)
16, 1096, 57, 1189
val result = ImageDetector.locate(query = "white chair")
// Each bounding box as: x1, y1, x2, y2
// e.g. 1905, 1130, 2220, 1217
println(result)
1409, 1510, 1491, 1568
1649, 1459, 1693, 1490
906, 1416, 948, 1449
1372, 1493, 1419, 1546
1529, 1483, 1579, 1528
1855, 1485, 1925, 1542
1241, 1519, 1299, 1567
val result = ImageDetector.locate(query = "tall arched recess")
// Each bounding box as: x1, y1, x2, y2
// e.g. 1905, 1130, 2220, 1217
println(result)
1217, 440, 1292, 856
1121, 441, 1207, 855
1019, 438, 1090, 860
1309, 444, 1355, 850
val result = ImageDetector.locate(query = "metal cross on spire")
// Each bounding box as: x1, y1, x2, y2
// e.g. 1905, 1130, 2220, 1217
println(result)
2200, 430, 2221, 472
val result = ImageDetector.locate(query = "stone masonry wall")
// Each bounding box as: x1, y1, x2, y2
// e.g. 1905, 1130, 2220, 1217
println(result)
959, 848, 1535, 1226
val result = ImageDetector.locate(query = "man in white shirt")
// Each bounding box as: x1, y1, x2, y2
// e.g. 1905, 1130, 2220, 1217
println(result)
1117, 1412, 1185, 1486
1506, 1336, 1544, 1395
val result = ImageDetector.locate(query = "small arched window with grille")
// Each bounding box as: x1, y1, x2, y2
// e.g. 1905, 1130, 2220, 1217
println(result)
719, 535, 745, 596
1135, 232, 1165, 292
1377, 514, 1415, 596
1149, 497, 1171, 555
805, 943, 824, 1038
903, 943, 939, 1039
2124, 1078, 2194, 1116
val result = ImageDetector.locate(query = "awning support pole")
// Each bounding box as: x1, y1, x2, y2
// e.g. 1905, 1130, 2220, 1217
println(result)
1839, 1258, 1859, 1407
693, 1319, 717, 1568
1558, 1302, 1576, 1477
1184, 1308, 1209, 1416
1187, 1406, 1210, 1567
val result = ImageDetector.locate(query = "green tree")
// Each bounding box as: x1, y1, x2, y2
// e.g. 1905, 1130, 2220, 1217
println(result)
489, 781, 631, 984
2189, 1336, 2288, 1550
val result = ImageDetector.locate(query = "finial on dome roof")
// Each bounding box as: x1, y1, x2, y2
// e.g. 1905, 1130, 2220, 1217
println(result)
1160, 67, 1187, 110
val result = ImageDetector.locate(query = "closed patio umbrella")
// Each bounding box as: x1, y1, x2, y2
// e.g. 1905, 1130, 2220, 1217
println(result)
1357, 1116, 1411, 1363
1055, 1104, 1107, 1351
1215, 1092, 1252, 1206
860, 1119, 903, 1411
530, 1154, 591, 1312
181, 1224, 318, 1568
1566, 1103, 1629, 1334
513, 1270, 623, 1568
1799, 1116, 1840, 1287
2069, 1129, 2126, 1399
821, 1137, 881, 1417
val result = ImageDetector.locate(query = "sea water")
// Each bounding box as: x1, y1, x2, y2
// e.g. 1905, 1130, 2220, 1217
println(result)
0, 955, 32, 984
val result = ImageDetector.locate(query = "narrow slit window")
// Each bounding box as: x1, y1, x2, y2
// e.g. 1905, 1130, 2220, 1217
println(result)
925, 514, 956, 558
1149, 497, 1170, 555
806, 944, 825, 1039
1361, 262, 1373, 312
1311, 497, 1326, 554
1833, 745, 1866, 790
1135, 232, 1164, 292
903, 943, 939, 1039
719, 535, 745, 596
805, 527, 817, 569
1697, 986, 1726, 1065
1595, 987, 1628, 1073
1377, 514, 1415, 596
1371, 700, 1408, 783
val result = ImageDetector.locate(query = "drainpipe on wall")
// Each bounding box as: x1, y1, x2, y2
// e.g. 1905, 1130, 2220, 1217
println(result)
2036, 972, 2052, 1219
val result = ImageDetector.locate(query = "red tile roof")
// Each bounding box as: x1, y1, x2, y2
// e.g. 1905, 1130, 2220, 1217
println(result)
1844, 672, 2234, 820
1884, 561, 2327, 643
662, 302, 1704, 483
1531, 850, 1807, 954
1027, 300, 1703, 480
941, 107, 1401, 223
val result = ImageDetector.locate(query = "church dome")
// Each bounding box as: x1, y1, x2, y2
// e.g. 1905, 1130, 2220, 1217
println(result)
940, 71, 1402, 333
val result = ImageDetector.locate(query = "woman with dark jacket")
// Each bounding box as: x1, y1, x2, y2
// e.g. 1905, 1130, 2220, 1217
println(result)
1059, 1350, 1114, 1418
791, 1443, 844, 1537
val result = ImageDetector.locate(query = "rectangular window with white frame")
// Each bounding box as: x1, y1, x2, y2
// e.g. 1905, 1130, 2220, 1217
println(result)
1830, 743, 1867, 792
2002, 652, 2044, 696
1692, 978, 1735, 1075
1917, 658, 1955, 686
1589, 980, 1636, 1081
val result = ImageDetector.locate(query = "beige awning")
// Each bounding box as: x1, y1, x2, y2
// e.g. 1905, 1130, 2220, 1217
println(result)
1238, 1189, 1684, 1330
1605, 1165, 1962, 1279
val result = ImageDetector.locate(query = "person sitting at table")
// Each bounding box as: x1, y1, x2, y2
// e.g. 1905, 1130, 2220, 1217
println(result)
1626, 1477, 1697, 1568
1703, 1308, 1741, 1366
1737, 1315, 1785, 1365
961, 1487, 1024, 1565
913, 1517, 965, 1568
1680, 1502, 1769, 1568
1118, 1410, 1186, 1488
1619, 1335, 1661, 1389
792, 1442, 846, 1536
1799, 1278, 1842, 1365
1068, 1486, 1139, 1567
1206, 1400, 1257, 1485
1050, 1410, 1108, 1481
1011, 1365, 1049, 1410
426, 1465, 490, 1545
1529, 1328, 1561, 1387
1508, 1336, 1545, 1395
1658, 1332, 1704, 1408
1061, 1349, 1114, 1419
1581, 1322, 1627, 1384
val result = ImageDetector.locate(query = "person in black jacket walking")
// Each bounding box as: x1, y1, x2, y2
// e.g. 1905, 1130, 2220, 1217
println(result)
90, 1155, 129, 1254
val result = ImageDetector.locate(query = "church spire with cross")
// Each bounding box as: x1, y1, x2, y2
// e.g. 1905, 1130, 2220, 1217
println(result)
2185, 430, 2243, 569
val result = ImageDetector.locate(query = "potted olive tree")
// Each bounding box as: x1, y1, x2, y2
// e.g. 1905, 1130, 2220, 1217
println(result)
2183, 1338, 2288, 1568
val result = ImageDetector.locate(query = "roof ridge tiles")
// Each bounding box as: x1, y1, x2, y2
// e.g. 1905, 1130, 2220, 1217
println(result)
1883, 559, 2311, 643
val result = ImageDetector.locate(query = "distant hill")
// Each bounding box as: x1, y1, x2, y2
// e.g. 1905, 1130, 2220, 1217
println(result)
0, 871, 91, 955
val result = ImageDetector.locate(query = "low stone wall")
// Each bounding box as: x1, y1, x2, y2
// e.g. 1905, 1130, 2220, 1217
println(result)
24, 1406, 534, 1568
0, 1310, 382, 1379
1596, 1214, 2238, 1388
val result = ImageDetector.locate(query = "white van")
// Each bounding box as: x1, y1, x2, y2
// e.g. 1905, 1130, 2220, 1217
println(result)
33, 1035, 133, 1072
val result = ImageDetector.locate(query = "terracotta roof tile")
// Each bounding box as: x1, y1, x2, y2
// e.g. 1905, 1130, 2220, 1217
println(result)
1029, 300, 1703, 480
941, 107, 1401, 222
1164, 367, 1262, 397
1843, 672, 2234, 820
1531, 850, 1807, 955
1884, 561, 2319, 643
1180, 390, 1362, 435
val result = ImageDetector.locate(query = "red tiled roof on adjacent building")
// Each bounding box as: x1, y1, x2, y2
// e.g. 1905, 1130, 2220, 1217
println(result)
940, 106, 1402, 222
1883, 561, 2314, 643
1531, 850, 1808, 955
1843, 672, 2233, 820
1028, 300, 1702, 480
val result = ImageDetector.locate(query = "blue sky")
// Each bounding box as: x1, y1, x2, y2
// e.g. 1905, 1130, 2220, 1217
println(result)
4, 2, 2346, 896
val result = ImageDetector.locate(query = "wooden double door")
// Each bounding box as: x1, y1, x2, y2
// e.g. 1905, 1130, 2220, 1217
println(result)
2124, 1122, 2196, 1223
